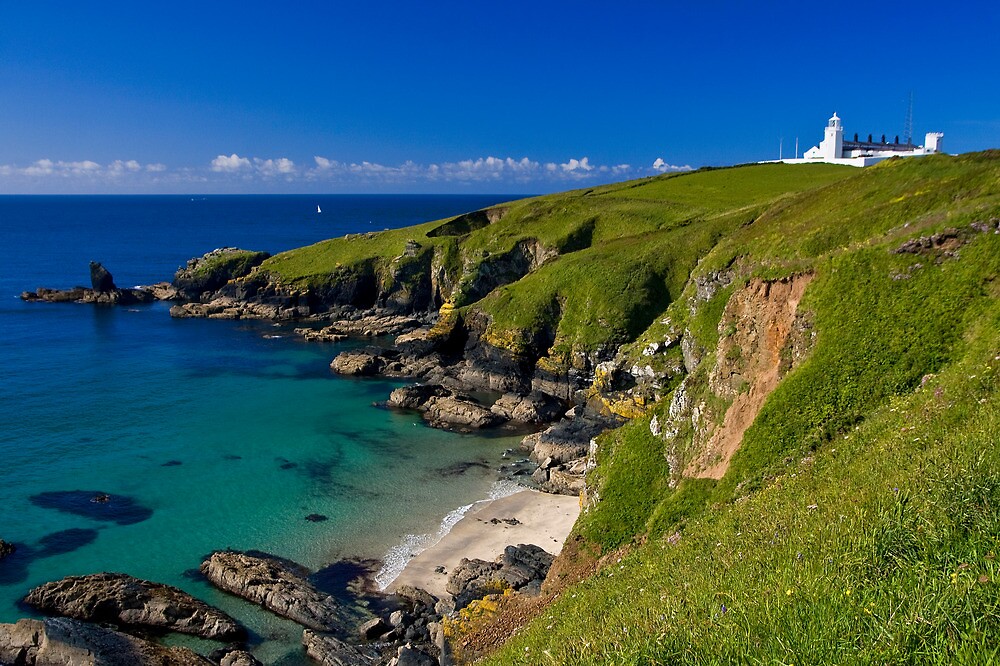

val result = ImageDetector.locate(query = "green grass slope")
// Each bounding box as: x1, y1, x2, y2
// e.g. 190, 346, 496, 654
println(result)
481, 151, 1000, 664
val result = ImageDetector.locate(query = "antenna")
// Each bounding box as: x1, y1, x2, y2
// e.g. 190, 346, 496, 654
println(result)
903, 91, 914, 145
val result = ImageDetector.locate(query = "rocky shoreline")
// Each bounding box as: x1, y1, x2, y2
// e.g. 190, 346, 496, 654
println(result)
8, 249, 621, 664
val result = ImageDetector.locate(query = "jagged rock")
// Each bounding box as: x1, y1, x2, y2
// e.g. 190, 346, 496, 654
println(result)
200, 551, 348, 632
393, 585, 437, 610
358, 617, 388, 641
391, 644, 436, 666
172, 248, 270, 300
330, 351, 387, 376
490, 392, 564, 424
423, 395, 501, 430
446, 544, 555, 609
521, 414, 614, 465
209, 644, 264, 666
0, 540, 14, 559
23, 572, 244, 640
0, 617, 212, 665
220, 651, 262, 666
389, 610, 405, 629
301, 630, 378, 666
89, 261, 117, 292
386, 384, 450, 410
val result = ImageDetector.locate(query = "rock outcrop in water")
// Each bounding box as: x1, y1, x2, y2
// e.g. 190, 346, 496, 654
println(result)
23, 572, 245, 640
200, 550, 350, 632
0, 617, 212, 666
0, 540, 14, 560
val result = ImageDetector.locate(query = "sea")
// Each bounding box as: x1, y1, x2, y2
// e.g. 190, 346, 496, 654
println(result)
0, 194, 525, 663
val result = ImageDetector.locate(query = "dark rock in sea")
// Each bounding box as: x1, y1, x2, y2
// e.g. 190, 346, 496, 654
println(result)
24, 572, 245, 641
386, 384, 450, 410
35, 528, 99, 557
305, 514, 328, 522
90, 261, 117, 292
209, 644, 264, 666
446, 544, 555, 610
358, 617, 389, 641
330, 350, 387, 376
279, 461, 298, 470
29, 490, 153, 525
423, 394, 501, 430
301, 629, 379, 666
0, 617, 212, 665
0, 540, 14, 560
222, 454, 243, 461
161, 460, 183, 467
200, 550, 350, 632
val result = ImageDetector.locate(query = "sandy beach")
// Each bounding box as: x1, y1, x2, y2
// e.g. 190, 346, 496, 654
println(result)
387, 488, 581, 600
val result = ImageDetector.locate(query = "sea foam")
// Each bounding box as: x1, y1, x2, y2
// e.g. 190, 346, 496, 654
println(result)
374, 479, 524, 590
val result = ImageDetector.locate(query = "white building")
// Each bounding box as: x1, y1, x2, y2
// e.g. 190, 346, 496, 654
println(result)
767, 113, 943, 167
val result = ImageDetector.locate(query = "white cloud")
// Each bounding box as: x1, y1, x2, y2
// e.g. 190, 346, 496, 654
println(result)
211, 153, 252, 172
109, 159, 142, 174
560, 157, 594, 173
651, 157, 692, 173
254, 157, 296, 177
145, 163, 167, 172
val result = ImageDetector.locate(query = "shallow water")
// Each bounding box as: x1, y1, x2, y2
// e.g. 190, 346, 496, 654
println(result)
0, 194, 522, 663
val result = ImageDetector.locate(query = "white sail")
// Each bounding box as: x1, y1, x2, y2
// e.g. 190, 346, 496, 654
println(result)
316, 205, 322, 214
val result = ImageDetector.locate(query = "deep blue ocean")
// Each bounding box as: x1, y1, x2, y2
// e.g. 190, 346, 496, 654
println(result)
0, 194, 522, 663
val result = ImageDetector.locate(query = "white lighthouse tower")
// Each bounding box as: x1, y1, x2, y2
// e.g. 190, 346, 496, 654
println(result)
822, 112, 844, 160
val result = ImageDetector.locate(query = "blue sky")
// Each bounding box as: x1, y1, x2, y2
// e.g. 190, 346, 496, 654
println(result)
1, 1, 997, 193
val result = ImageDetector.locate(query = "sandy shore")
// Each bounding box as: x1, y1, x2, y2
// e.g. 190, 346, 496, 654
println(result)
386, 488, 581, 600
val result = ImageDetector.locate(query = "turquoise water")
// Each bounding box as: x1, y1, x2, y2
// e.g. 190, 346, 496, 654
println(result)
0, 195, 522, 663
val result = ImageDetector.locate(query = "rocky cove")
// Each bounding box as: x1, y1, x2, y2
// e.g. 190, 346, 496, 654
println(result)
8, 244, 602, 664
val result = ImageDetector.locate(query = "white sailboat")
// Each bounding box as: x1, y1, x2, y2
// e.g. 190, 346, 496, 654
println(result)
316, 205, 322, 214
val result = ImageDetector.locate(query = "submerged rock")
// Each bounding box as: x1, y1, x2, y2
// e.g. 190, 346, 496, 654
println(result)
200, 550, 349, 632
23, 572, 244, 641
0, 617, 212, 665
0, 540, 14, 560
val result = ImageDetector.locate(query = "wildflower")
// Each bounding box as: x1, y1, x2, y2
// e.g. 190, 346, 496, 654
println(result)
845, 589, 852, 596
720, 604, 728, 614
786, 588, 794, 596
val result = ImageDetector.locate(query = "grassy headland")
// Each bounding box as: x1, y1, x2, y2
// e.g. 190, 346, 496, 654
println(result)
252, 152, 999, 663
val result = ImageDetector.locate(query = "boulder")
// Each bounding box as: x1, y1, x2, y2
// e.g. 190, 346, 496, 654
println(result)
220, 652, 262, 666
490, 392, 564, 424
0, 539, 14, 560
391, 644, 437, 666
23, 572, 244, 640
200, 551, 348, 632
386, 384, 450, 410
393, 585, 437, 610
330, 351, 386, 376
301, 630, 378, 666
89, 261, 117, 292
423, 395, 501, 430
208, 644, 264, 666
446, 544, 554, 609
358, 617, 389, 641
0, 617, 212, 666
